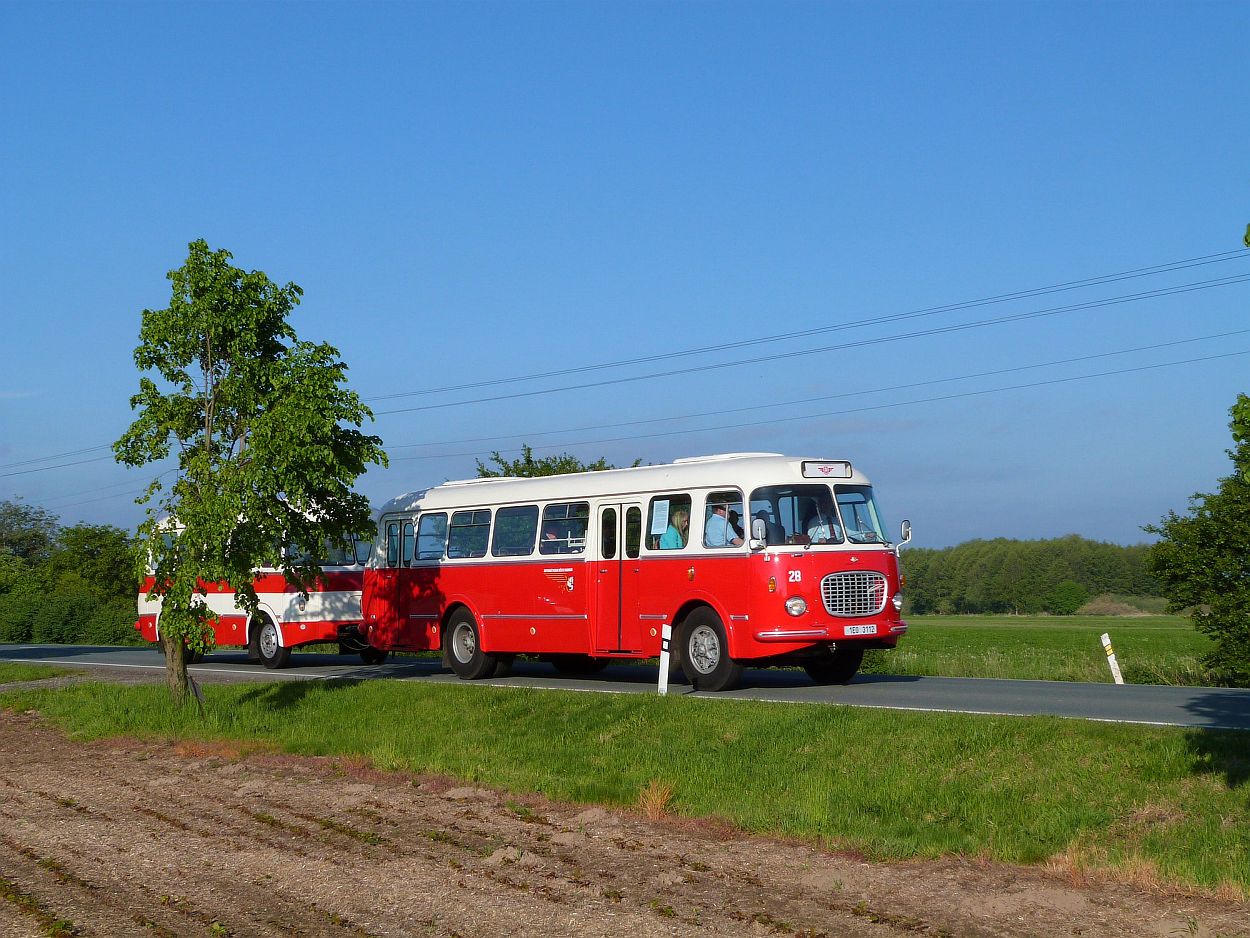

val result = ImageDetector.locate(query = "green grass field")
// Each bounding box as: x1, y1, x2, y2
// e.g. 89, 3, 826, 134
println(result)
867, 614, 1213, 685
2, 676, 1246, 897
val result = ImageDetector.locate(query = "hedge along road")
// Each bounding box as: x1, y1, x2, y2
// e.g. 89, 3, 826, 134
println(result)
2, 643, 1249, 731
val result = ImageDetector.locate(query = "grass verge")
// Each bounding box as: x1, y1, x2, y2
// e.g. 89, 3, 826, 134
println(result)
0, 663, 72, 684
871, 615, 1214, 684
2, 677, 1246, 897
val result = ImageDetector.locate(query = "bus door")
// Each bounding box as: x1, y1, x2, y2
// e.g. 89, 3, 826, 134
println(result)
364, 518, 410, 649
594, 503, 643, 653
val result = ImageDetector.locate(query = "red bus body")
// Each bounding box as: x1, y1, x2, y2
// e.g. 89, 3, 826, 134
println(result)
363, 453, 909, 689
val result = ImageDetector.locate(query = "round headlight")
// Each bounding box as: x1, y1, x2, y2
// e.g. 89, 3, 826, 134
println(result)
785, 596, 807, 617
892, 593, 903, 611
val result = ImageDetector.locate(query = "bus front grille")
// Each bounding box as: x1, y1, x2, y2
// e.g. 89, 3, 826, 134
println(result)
820, 571, 888, 618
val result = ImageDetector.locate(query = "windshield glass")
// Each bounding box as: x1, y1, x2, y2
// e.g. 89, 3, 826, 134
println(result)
749, 484, 844, 546
835, 485, 889, 544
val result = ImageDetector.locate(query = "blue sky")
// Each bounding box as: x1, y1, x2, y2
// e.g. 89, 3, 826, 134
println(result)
1, 1, 1247, 548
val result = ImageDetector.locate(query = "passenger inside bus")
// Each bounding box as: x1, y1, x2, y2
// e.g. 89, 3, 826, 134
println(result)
658, 506, 689, 549
805, 511, 842, 544
704, 503, 743, 547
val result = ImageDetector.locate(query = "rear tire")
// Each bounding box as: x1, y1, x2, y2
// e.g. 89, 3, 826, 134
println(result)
803, 645, 864, 685
446, 611, 500, 680
680, 607, 742, 692
253, 617, 291, 670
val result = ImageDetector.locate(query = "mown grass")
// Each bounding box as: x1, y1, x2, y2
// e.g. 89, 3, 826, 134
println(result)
3, 678, 1246, 896
0, 663, 71, 684
868, 615, 1214, 685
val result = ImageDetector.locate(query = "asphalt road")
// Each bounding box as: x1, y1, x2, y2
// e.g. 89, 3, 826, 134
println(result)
3, 643, 1249, 731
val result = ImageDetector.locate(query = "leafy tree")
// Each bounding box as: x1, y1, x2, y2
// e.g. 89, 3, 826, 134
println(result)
0, 499, 58, 562
1147, 394, 1250, 685
476, 444, 637, 478
114, 239, 387, 706
44, 524, 134, 602
1045, 579, 1089, 616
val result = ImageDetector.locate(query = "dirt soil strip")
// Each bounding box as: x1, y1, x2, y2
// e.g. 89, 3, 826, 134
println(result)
0, 703, 1247, 937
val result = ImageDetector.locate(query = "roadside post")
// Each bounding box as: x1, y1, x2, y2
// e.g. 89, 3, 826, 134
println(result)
1100, 633, 1125, 685
658, 623, 672, 695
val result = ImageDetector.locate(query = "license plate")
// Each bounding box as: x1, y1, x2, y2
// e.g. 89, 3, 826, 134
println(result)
845, 624, 877, 636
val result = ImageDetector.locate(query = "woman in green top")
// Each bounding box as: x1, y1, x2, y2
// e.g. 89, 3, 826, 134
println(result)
659, 506, 689, 549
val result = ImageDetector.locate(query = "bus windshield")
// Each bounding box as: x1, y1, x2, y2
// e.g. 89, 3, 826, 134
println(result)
835, 485, 889, 544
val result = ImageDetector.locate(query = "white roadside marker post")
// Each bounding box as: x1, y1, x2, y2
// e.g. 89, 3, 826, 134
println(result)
1100, 632, 1125, 685
658, 623, 672, 696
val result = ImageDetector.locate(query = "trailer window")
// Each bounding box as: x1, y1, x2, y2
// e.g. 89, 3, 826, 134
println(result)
493, 505, 540, 557
448, 509, 491, 559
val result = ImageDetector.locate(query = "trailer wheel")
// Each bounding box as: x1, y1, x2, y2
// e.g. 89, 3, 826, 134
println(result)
446, 611, 499, 680
803, 646, 864, 685
360, 647, 388, 665
253, 617, 291, 670
680, 607, 742, 692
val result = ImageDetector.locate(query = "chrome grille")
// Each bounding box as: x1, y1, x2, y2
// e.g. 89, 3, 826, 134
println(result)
821, 571, 887, 618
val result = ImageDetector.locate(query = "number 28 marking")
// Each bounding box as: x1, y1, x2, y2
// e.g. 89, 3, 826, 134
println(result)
788, 570, 802, 583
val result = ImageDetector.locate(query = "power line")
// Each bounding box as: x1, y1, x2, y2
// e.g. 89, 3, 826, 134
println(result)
374, 273, 1250, 416
366, 249, 1250, 402
385, 328, 1250, 452
387, 348, 1250, 462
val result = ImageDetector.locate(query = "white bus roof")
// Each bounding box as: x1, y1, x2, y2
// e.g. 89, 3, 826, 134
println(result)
377, 453, 874, 516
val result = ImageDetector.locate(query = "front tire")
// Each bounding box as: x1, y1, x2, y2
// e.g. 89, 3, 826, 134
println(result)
803, 645, 864, 685
680, 607, 742, 692
446, 611, 500, 680
253, 617, 291, 670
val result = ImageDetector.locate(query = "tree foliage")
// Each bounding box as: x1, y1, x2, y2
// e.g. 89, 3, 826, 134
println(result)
0, 499, 59, 563
902, 535, 1157, 615
1147, 394, 1250, 686
476, 444, 638, 478
113, 239, 386, 705
0, 514, 139, 647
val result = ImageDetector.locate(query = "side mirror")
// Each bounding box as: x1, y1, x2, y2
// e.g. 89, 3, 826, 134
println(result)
897, 519, 912, 554
749, 517, 767, 551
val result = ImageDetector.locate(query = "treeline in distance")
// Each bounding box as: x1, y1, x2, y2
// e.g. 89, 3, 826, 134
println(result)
901, 535, 1159, 616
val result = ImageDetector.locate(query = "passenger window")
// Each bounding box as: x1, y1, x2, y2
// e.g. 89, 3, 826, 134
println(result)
492, 505, 539, 557
447, 509, 491, 559
647, 494, 692, 551
541, 502, 590, 555
702, 490, 745, 548
416, 513, 448, 560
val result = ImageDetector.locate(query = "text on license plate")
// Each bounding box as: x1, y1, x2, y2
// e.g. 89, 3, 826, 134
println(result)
844, 624, 878, 636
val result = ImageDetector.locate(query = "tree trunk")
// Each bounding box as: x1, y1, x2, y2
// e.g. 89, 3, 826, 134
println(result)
162, 633, 190, 706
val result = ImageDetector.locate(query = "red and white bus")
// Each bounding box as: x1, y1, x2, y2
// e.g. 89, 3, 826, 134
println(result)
362, 453, 910, 691
135, 535, 382, 668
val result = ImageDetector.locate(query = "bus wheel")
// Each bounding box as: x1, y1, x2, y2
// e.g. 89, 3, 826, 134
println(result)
550, 654, 607, 676
360, 647, 389, 666
446, 611, 499, 680
253, 617, 291, 670
681, 608, 742, 692
803, 646, 864, 685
